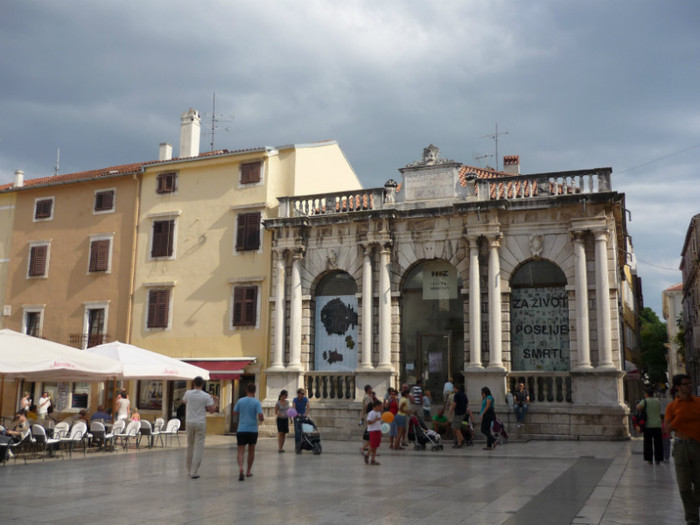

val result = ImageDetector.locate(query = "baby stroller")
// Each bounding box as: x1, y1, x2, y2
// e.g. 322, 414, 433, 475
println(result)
491, 416, 508, 444
295, 416, 322, 455
409, 415, 443, 451
460, 412, 475, 446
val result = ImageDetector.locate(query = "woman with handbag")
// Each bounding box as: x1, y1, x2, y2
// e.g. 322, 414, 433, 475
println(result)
637, 387, 663, 464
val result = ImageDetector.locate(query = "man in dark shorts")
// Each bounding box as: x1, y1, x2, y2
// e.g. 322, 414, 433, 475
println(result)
233, 383, 264, 481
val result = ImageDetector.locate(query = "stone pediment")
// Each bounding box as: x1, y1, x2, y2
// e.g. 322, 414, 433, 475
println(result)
397, 145, 464, 203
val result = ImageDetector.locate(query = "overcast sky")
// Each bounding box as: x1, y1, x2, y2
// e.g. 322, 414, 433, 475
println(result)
2, 1, 699, 316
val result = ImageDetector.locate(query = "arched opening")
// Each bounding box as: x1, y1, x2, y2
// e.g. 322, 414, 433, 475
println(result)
510, 260, 570, 371
313, 271, 358, 371
400, 260, 464, 403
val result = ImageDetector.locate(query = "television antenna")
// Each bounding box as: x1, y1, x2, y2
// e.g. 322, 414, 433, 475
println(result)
479, 124, 508, 171
473, 152, 493, 167
54, 148, 60, 177
203, 92, 234, 151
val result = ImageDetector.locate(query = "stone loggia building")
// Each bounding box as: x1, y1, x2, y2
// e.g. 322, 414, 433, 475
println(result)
263, 146, 634, 440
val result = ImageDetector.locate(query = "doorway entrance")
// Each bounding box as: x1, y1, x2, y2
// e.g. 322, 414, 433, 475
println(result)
417, 332, 451, 404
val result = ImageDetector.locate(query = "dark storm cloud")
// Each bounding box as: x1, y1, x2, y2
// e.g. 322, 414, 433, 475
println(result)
1, 0, 699, 313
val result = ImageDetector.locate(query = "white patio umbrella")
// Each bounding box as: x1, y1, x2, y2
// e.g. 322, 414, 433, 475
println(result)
85, 341, 210, 380
0, 329, 123, 381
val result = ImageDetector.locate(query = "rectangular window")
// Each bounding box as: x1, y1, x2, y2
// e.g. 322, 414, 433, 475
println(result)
94, 190, 115, 212
25, 311, 41, 337
89, 239, 110, 272
233, 286, 257, 327
147, 289, 171, 328
235, 212, 261, 251
156, 172, 177, 194
240, 161, 262, 184
34, 198, 54, 220
28, 245, 48, 277
151, 220, 175, 258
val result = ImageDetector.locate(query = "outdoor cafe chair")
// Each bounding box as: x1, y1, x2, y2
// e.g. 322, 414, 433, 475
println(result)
114, 420, 141, 451
60, 421, 87, 458
138, 419, 154, 448
2, 431, 34, 465
31, 424, 61, 460
89, 421, 115, 452
151, 418, 165, 447
160, 418, 181, 447
52, 421, 70, 440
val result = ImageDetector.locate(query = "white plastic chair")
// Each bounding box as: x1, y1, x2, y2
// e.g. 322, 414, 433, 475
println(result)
52, 421, 70, 440
138, 419, 153, 448
160, 418, 181, 447
60, 421, 87, 457
89, 421, 115, 452
151, 418, 165, 447
114, 420, 141, 450
32, 424, 61, 460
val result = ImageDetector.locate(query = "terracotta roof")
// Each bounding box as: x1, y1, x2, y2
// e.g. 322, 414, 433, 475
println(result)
665, 283, 683, 292
0, 162, 145, 192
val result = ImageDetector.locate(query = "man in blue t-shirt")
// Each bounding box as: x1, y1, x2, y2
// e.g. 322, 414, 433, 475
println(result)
292, 388, 310, 453
233, 383, 264, 481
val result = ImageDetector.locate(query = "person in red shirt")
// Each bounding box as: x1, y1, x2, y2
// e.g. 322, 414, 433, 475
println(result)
665, 374, 700, 525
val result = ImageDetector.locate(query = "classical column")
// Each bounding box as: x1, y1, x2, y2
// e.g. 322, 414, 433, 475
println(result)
271, 250, 286, 369
572, 232, 592, 369
487, 235, 504, 369
359, 244, 374, 369
467, 236, 482, 368
289, 250, 303, 369
377, 243, 392, 369
594, 230, 614, 368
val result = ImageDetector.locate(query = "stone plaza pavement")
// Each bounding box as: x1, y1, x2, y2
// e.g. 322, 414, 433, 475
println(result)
0, 435, 683, 525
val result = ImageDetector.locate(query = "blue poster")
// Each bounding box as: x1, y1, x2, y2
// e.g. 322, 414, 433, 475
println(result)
315, 295, 359, 371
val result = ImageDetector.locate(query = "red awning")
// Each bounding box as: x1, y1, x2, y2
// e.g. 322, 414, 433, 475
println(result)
183, 359, 254, 380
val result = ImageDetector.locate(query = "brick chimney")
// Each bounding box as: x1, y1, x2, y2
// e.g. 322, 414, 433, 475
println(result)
503, 155, 520, 175
179, 108, 201, 158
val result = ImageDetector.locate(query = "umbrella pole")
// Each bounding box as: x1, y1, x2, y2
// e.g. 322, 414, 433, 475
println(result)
0, 374, 4, 421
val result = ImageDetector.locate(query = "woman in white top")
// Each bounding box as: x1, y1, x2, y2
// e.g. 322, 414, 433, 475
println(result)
115, 392, 131, 421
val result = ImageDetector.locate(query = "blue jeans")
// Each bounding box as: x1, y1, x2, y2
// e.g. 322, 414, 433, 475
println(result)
514, 403, 528, 424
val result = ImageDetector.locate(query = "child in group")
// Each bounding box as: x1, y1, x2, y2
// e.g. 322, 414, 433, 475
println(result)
365, 400, 383, 466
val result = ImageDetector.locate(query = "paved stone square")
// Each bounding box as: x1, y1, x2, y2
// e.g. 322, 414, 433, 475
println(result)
0, 436, 683, 524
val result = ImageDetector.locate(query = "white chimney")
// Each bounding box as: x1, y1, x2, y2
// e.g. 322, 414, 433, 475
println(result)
179, 108, 201, 158
503, 155, 520, 175
13, 170, 24, 188
159, 142, 173, 161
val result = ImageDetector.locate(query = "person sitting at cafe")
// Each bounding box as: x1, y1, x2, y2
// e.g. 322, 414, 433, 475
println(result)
62, 409, 89, 426
131, 408, 141, 421
26, 404, 39, 422
5, 411, 30, 441
90, 406, 112, 423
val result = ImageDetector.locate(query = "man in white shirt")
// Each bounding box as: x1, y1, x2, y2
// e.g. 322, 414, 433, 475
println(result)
37, 392, 51, 418
182, 376, 217, 479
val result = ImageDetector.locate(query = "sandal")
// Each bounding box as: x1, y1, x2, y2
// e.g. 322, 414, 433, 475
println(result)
370, 461, 380, 465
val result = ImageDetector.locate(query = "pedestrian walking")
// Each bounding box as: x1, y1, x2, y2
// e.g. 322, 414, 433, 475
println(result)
182, 376, 216, 479
233, 383, 264, 481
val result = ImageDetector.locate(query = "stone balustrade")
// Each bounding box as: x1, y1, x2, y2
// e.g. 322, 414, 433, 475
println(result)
507, 372, 573, 404
304, 372, 357, 401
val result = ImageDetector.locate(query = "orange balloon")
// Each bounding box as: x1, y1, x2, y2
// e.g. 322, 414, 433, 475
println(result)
381, 411, 394, 423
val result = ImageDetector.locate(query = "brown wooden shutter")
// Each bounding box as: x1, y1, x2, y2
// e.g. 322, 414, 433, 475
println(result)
157, 173, 177, 194
236, 212, 261, 251
29, 245, 48, 276
233, 286, 257, 327
147, 289, 170, 328
95, 190, 114, 211
151, 220, 175, 257
241, 161, 262, 184
89, 240, 110, 272
35, 199, 53, 219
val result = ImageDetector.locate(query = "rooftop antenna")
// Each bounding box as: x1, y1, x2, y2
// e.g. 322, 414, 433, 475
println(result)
480, 124, 508, 171
54, 148, 60, 177
204, 92, 234, 151
473, 152, 493, 167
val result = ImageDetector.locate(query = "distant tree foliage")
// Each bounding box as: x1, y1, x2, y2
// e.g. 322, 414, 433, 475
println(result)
639, 307, 668, 384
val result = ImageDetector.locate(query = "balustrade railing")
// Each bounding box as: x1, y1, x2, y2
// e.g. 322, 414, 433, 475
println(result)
305, 372, 356, 401
507, 372, 572, 404
68, 333, 109, 349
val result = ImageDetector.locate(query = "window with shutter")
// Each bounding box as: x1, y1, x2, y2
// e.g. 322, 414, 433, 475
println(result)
28, 245, 48, 277
94, 190, 115, 212
156, 173, 177, 194
240, 161, 262, 184
235, 212, 261, 251
147, 289, 170, 328
233, 286, 257, 327
89, 239, 110, 272
34, 199, 53, 220
151, 220, 175, 258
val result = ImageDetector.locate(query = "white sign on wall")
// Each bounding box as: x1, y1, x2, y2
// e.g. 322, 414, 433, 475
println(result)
314, 295, 359, 371
422, 261, 457, 300
511, 287, 570, 371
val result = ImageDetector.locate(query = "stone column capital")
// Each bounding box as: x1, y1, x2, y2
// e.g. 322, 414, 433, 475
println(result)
487, 233, 502, 247
593, 229, 609, 242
